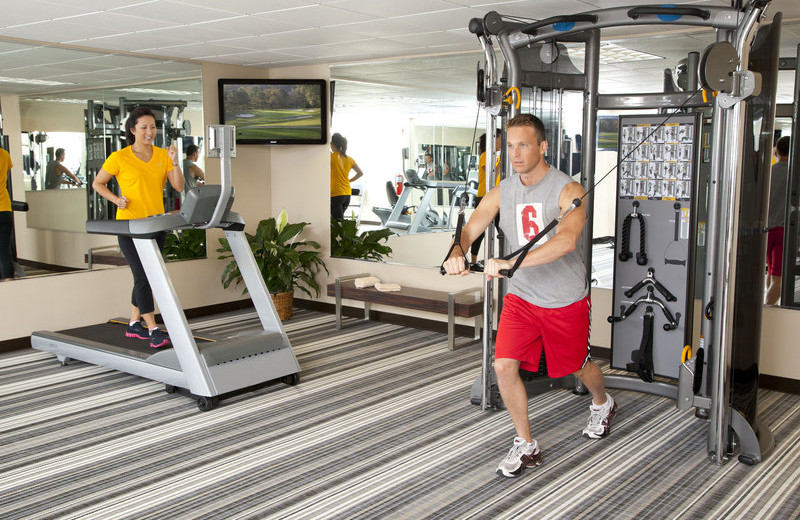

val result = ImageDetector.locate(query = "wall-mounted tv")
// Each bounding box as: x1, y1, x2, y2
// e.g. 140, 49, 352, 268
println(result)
218, 78, 328, 145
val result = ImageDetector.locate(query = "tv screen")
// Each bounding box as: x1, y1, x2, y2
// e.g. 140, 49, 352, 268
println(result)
218, 78, 328, 145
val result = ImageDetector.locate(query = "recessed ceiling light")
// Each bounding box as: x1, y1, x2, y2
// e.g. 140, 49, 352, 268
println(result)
567, 42, 664, 64
24, 97, 87, 104
0, 76, 72, 86
115, 87, 197, 96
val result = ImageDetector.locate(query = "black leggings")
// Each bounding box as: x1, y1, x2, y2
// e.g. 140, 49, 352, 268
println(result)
118, 232, 166, 315
331, 195, 350, 219
0, 211, 13, 279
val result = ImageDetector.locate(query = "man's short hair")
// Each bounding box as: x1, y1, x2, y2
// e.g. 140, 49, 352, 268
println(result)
776, 136, 790, 158
185, 144, 199, 157
507, 114, 546, 143
55, 148, 65, 159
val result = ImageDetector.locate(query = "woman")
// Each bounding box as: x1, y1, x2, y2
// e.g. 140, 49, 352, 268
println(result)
330, 132, 364, 219
92, 106, 185, 348
471, 133, 502, 264
0, 148, 14, 281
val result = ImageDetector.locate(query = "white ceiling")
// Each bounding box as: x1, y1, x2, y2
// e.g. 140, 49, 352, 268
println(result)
0, 0, 798, 119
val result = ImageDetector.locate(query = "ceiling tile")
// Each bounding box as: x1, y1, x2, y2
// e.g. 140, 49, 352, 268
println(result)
108, 0, 245, 24
328, 0, 461, 18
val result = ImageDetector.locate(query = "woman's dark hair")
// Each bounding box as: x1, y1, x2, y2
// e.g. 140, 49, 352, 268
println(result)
125, 106, 156, 145
331, 132, 348, 157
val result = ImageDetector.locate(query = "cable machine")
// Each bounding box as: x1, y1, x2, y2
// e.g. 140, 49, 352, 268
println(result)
467, 1, 779, 465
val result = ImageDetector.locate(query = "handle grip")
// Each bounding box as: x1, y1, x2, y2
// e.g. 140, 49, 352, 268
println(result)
627, 6, 710, 20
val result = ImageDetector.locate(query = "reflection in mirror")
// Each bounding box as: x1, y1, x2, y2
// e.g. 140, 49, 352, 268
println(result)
0, 39, 204, 279
330, 53, 486, 268
329, 53, 615, 286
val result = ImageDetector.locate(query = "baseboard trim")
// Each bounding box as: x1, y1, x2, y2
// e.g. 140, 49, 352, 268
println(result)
759, 374, 800, 394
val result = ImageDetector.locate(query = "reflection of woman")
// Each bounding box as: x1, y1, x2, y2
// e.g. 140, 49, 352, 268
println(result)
92, 106, 185, 348
0, 148, 14, 281
471, 133, 501, 263
330, 133, 364, 219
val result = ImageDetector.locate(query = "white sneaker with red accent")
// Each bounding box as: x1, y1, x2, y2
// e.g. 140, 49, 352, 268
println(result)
582, 393, 617, 439
496, 437, 543, 478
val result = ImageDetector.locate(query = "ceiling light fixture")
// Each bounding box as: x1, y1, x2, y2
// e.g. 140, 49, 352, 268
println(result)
0, 76, 72, 86
115, 87, 198, 96
567, 42, 664, 64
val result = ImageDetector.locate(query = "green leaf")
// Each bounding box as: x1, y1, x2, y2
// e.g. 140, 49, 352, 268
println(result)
330, 217, 394, 261
218, 215, 327, 297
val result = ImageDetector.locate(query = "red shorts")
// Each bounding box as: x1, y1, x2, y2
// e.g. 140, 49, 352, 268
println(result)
767, 227, 784, 276
495, 293, 591, 378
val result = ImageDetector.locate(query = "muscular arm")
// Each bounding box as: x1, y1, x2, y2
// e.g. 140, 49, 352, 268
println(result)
56, 164, 82, 186
442, 185, 501, 276
189, 164, 205, 182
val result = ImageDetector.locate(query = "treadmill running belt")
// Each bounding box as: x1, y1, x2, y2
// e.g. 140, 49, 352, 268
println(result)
57, 321, 210, 358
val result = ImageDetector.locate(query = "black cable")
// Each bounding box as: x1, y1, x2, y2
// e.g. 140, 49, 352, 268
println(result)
441, 89, 704, 277
497, 89, 703, 278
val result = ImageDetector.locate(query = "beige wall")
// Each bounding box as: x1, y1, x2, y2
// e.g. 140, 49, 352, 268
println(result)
1, 61, 798, 384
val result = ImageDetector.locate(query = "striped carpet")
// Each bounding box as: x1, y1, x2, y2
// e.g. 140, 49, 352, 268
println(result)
1, 309, 799, 519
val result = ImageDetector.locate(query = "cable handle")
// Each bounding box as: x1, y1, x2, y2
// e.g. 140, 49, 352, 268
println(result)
439, 212, 469, 275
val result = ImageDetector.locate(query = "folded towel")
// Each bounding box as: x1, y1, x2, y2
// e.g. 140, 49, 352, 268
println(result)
354, 276, 381, 288
375, 282, 401, 292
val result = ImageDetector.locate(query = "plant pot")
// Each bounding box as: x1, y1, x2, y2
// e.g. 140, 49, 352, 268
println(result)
271, 290, 294, 320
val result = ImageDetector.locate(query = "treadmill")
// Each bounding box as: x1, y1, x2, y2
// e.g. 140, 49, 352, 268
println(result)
31, 125, 300, 411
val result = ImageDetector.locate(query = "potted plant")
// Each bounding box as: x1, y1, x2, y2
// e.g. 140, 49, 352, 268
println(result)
217, 210, 327, 320
162, 228, 207, 261
330, 217, 394, 261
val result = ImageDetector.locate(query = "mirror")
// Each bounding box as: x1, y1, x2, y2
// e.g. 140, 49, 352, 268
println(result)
329, 53, 488, 268
0, 39, 204, 278
329, 52, 614, 286
330, 30, 800, 303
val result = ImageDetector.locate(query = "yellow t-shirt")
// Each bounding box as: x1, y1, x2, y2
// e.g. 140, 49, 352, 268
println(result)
477, 152, 501, 197
0, 148, 13, 212
102, 146, 171, 220
330, 151, 356, 197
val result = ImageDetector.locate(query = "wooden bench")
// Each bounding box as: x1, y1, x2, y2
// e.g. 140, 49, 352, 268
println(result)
327, 273, 483, 350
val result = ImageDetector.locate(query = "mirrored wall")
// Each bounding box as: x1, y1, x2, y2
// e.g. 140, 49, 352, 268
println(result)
0, 40, 204, 278
329, 42, 800, 305
329, 52, 615, 287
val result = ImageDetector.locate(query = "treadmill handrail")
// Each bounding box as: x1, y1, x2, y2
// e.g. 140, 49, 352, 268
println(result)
200, 125, 236, 230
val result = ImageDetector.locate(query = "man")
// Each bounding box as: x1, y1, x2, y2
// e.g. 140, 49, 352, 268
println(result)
44, 148, 82, 189
442, 114, 616, 478
421, 152, 441, 180
765, 136, 790, 305
182, 144, 206, 192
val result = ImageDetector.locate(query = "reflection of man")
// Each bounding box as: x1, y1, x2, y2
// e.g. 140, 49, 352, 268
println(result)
182, 144, 206, 192
44, 149, 82, 189
766, 136, 790, 305
421, 152, 441, 180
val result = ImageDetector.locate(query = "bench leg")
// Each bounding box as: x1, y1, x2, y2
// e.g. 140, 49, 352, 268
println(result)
364, 302, 371, 321
448, 293, 456, 351
474, 315, 481, 340
335, 279, 343, 330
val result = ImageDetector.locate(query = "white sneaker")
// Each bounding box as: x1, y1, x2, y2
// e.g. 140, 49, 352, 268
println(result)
496, 436, 543, 478
582, 393, 617, 439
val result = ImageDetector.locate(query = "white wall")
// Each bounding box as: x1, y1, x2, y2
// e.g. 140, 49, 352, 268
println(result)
1, 61, 799, 385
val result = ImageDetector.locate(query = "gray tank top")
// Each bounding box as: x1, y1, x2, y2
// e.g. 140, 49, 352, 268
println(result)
499, 166, 588, 308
